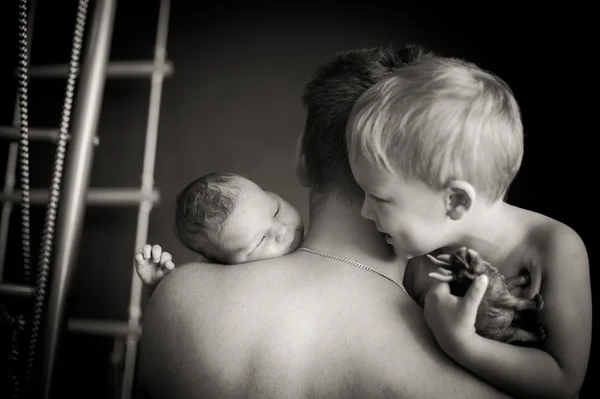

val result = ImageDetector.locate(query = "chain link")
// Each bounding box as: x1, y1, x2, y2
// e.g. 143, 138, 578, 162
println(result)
0, 1, 34, 397
23, 0, 90, 394
297, 247, 409, 295
0, 0, 90, 397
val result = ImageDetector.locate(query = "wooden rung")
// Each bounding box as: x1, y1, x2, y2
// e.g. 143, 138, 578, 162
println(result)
26, 60, 174, 79
0, 126, 100, 145
0, 188, 160, 206
68, 318, 142, 337
0, 282, 35, 298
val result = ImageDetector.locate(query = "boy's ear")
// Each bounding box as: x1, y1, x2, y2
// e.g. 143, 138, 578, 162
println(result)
294, 134, 310, 187
444, 180, 476, 220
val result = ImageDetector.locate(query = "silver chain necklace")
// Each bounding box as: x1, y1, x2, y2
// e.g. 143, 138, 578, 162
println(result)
297, 247, 409, 295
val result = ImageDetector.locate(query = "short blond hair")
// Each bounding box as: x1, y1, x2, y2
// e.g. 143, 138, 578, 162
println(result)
346, 54, 523, 202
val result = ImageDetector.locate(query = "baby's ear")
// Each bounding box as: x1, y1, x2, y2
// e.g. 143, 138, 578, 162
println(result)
444, 180, 476, 221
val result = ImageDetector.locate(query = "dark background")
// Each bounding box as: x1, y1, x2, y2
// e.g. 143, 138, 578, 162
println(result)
0, 1, 595, 398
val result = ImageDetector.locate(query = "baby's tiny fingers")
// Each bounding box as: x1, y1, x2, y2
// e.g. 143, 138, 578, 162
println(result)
154, 267, 165, 280
164, 260, 175, 270
142, 244, 152, 259
160, 251, 172, 265
134, 252, 145, 265
151, 245, 162, 262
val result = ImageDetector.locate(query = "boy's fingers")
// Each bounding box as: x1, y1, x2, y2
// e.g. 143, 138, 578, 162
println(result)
428, 272, 454, 283
427, 279, 452, 297
427, 254, 446, 266
436, 254, 453, 264
463, 275, 489, 311
431, 279, 450, 293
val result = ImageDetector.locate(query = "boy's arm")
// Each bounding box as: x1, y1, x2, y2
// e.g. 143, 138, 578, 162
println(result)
426, 225, 591, 399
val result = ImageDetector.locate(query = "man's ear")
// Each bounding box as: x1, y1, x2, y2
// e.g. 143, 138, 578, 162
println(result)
294, 134, 310, 187
444, 180, 476, 220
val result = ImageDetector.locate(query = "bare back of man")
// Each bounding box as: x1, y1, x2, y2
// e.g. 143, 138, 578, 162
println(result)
139, 251, 511, 399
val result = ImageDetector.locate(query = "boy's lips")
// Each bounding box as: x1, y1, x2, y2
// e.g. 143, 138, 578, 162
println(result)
376, 226, 390, 239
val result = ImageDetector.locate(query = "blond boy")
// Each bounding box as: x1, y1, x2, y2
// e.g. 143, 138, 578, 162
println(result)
346, 54, 591, 398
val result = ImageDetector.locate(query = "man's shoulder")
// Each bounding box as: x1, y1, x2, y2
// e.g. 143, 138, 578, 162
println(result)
141, 262, 222, 338
156, 261, 221, 295
138, 262, 223, 398
362, 302, 511, 398
138, 260, 511, 399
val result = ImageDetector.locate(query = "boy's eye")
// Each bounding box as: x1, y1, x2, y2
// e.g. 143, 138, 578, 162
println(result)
274, 204, 281, 217
370, 194, 385, 202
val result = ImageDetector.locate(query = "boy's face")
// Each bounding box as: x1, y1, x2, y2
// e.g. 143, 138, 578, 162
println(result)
350, 155, 453, 258
219, 178, 304, 264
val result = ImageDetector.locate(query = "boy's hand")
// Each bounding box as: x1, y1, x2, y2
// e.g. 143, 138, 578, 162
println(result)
423, 273, 489, 357
134, 244, 175, 286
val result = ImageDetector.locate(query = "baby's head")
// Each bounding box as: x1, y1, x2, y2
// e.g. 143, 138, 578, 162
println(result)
175, 172, 304, 264
346, 54, 524, 257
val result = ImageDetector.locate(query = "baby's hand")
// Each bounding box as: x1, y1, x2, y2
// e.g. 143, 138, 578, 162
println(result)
134, 244, 175, 286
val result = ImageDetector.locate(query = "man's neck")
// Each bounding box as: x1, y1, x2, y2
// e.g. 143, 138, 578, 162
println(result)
300, 194, 403, 279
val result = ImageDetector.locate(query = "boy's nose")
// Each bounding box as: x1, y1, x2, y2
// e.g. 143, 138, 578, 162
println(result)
360, 199, 373, 220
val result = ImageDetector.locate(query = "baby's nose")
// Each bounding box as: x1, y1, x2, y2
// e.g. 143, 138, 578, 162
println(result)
274, 223, 287, 242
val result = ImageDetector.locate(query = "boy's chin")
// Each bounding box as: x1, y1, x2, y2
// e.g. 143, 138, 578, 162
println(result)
388, 240, 421, 260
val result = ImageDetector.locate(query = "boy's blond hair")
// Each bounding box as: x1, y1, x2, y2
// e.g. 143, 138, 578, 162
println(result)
346, 54, 524, 202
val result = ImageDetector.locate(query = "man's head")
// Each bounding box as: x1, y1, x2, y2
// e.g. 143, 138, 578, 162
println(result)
175, 172, 304, 264
346, 55, 524, 257
297, 44, 430, 207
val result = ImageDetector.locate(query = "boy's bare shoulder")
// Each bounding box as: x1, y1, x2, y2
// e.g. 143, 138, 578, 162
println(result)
512, 210, 589, 302
524, 211, 588, 268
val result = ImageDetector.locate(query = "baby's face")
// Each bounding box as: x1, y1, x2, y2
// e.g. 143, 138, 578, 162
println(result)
219, 178, 304, 264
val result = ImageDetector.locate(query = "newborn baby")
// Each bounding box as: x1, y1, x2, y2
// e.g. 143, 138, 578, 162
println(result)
135, 172, 304, 286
